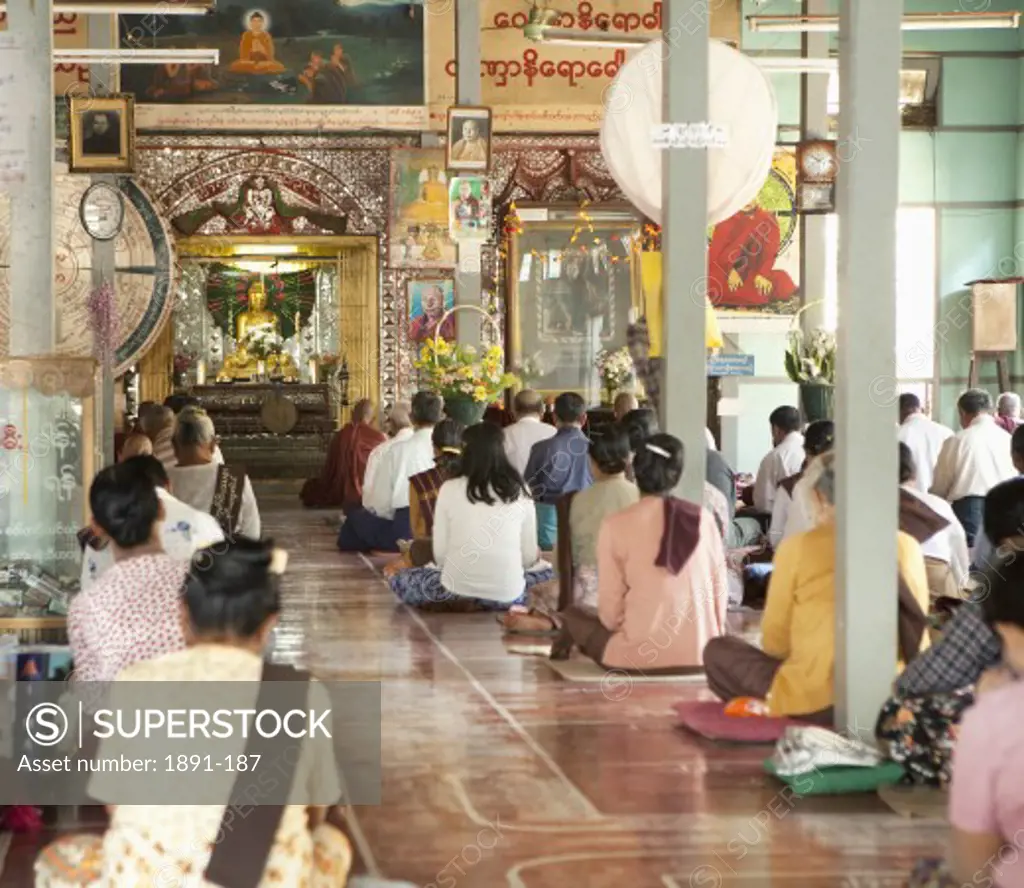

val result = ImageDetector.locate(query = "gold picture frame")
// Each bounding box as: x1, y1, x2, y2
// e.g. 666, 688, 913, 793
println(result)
68, 94, 136, 174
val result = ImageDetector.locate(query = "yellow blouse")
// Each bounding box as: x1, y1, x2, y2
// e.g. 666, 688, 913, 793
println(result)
762, 523, 930, 717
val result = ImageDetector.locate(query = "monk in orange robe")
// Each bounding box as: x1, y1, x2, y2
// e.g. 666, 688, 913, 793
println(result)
301, 399, 385, 511
707, 201, 797, 309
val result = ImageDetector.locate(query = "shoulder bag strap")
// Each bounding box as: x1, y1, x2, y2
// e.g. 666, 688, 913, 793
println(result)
211, 464, 247, 537
203, 662, 310, 888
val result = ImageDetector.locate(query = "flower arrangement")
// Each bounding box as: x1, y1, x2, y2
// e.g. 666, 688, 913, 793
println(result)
86, 282, 117, 368
512, 351, 545, 385
594, 347, 634, 396
415, 338, 519, 404
242, 324, 282, 361
317, 353, 342, 370
784, 328, 836, 385
172, 351, 195, 376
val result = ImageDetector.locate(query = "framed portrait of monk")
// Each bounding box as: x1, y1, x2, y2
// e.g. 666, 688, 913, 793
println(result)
506, 205, 642, 401
68, 95, 135, 174
446, 106, 491, 173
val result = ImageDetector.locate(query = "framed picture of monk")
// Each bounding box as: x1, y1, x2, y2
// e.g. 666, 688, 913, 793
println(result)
68, 94, 135, 174
446, 106, 491, 173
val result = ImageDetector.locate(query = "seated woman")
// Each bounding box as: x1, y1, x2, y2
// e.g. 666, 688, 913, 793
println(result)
876, 476, 1024, 787
769, 419, 834, 549
169, 407, 261, 539
553, 433, 729, 672
389, 423, 553, 611
905, 555, 1024, 888
36, 539, 352, 887
704, 452, 931, 724
69, 460, 189, 683
503, 426, 638, 634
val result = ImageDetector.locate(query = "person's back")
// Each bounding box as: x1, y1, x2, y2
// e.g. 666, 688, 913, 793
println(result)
898, 393, 953, 493
524, 391, 592, 502
504, 388, 556, 477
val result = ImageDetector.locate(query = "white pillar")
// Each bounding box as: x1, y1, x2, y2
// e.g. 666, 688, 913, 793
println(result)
454, 0, 482, 349
661, 1, 708, 502
834, 0, 902, 737
7, 0, 55, 355
800, 0, 830, 333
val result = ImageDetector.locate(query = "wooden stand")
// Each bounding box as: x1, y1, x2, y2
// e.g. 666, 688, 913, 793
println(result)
968, 351, 1010, 393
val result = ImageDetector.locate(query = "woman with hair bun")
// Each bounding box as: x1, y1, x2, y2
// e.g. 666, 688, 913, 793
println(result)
38, 538, 355, 887
68, 462, 189, 683
552, 432, 729, 671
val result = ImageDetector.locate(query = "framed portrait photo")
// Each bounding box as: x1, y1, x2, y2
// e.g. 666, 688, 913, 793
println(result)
69, 94, 135, 174
446, 106, 491, 174
407, 278, 456, 345
448, 176, 492, 243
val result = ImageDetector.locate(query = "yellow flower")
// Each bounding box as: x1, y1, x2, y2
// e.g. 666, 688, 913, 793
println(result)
473, 385, 488, 402
433, 339, 451, 356
485, 345, 503, 362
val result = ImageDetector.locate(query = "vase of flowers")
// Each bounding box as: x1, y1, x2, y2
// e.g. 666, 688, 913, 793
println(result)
784, 327, 836, 422
594, 347, 635, 406
172, 351, 195, 389
415, 338, 519, 426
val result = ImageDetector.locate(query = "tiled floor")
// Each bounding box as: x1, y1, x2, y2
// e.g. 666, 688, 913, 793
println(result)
3, 492, 949, 886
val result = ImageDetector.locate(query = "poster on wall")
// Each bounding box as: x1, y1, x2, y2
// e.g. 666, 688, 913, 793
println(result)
118, 0, 425, 105
407, 279, 455, 344
707, 147, 800, 315
448, 176, 491, 242
427, 0, 740, 112
389, 148, 457, 269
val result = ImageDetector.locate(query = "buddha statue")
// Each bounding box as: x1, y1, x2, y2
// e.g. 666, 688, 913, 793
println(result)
216, 280, 298, 382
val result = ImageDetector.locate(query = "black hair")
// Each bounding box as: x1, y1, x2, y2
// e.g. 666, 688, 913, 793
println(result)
89, 462, 160, 549
120, 454, 170, 490
458, 422, 527, 506
554, 391, 586, 424
1012, 425, 1024, 459
803, 420, 835, 457
769, 405, 801, 434
186, 538, 280, 639
432, 418, 464, 475
164, 394, 199, 414
979, 554, 1024, 630
898, 442, 916, 485
899, 393, 921, 414
620, 408, 659, 454
983, 477, 1024, 547
958, 388, 992, 416
411, 391, 444, 426
589, 425, 631, 476
632, 432, 683, 495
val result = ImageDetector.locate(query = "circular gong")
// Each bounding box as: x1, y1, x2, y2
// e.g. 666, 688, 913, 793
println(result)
260, 393, 299, 434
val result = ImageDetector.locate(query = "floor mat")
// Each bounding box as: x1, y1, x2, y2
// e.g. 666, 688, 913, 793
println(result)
877, 783, 949, 819
546, 658, 707, 682
674, 700, 802, 743
766, 759, 906, 796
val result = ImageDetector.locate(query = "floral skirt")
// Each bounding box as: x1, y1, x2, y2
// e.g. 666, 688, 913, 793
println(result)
875, 689, 974, 787
388, 565, 554, 612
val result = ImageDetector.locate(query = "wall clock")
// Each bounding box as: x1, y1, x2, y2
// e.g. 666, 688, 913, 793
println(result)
796, 140, 838, 214
80, 181, 126, 241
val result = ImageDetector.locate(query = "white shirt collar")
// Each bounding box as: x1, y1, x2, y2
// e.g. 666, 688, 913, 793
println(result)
517, 415, 542, 424
969, 414, 996, 429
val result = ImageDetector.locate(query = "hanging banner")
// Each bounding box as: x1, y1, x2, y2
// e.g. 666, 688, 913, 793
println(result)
427, 0, 741, 110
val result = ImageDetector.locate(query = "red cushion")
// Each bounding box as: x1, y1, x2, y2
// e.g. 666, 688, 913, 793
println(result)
673, 700, 804, 743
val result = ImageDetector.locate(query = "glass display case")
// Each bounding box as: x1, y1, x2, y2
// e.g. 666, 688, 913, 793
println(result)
506, 206, 643, 402
0, 358, 100, 641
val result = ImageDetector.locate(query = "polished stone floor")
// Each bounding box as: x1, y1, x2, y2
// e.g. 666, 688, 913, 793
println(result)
4, 491, 949, 886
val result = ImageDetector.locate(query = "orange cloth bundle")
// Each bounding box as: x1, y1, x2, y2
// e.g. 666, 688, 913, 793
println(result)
724, 697, 770, 718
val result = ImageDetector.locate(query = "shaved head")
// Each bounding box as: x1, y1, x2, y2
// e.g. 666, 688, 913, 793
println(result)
119, 433, 153, 461
387, 403, 411, 435
513, 389, 544, 417
138, 404, 175, 440
352, 398, 375, 424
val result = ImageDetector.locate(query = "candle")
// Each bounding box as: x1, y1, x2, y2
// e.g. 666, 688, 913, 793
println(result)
196, 360, 206, 385
308, 358, 318, 385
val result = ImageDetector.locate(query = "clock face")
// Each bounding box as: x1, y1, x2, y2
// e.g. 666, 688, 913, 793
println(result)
801, 144, 838, 182
80, 183, 125, 241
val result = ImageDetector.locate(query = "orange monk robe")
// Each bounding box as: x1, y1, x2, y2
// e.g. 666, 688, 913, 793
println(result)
300, 422, 386, 510
707, 207, 797, 309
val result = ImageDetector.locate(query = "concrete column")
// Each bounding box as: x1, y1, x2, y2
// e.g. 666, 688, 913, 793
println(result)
453, 0, 481, 349
88, 13, 117, 465
661, 0, 708, 503
834, 0, 902, 737
799, 0, 830, 333
7, 0, 55, 356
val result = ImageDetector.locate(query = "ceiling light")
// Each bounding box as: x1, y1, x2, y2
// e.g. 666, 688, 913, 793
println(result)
523, 25, 650, 49
54, 48, 219, 65
0, 1, 213, 12
748, 11, 1021, 33
752, 57, 837, 73
232, 245, 300, 256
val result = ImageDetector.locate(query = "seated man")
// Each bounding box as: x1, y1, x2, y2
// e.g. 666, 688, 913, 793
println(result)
746, 405, 804, 516
300, 398, 386, 511
876, 476, 1024, 786
338, 392, 441, 553
523, 392, 593, 550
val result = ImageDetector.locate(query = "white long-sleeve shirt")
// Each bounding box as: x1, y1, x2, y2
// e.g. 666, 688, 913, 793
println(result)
752, 432, 804, 513
362, 427, 413, 505
899, 412, 953, 493
364, 427, 434, 519
930, 414, 1016, 502
433, 477, 540, 603
504, 416, 556, 478
901, 483, 970, 583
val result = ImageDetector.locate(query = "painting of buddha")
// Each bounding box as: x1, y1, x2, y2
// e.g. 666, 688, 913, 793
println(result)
229, 11, 286, 75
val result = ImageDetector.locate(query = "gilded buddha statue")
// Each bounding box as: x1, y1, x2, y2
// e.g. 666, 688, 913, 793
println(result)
216, 280, 298, 382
